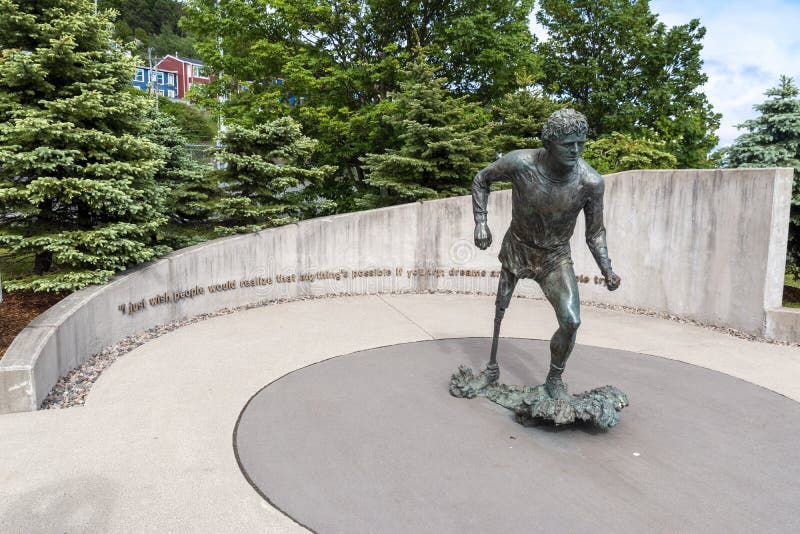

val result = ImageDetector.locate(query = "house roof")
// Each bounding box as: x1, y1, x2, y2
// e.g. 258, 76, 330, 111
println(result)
161, 54, 204, 66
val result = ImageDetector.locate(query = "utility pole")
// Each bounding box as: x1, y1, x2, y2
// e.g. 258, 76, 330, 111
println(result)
148, 48, 159, 112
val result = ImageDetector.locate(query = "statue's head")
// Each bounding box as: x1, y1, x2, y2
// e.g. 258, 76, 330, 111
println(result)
541, 108, 588, 171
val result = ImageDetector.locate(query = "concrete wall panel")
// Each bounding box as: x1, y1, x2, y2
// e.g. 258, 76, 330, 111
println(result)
766, 308, 800, 343
567, 169, 793, 332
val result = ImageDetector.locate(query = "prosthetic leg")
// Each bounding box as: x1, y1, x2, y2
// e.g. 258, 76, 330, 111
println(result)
486, 268, 518, 383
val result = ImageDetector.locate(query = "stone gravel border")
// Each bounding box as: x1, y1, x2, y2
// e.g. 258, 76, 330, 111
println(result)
41, 291, 800, 410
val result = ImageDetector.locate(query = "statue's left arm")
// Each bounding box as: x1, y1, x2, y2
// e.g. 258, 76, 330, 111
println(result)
584, 175, 621, 291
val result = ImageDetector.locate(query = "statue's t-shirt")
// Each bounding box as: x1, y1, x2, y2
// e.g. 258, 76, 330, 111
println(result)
472, 149, 609, 281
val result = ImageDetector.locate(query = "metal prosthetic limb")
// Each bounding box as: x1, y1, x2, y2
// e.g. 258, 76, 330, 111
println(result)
486, 269, 517, 383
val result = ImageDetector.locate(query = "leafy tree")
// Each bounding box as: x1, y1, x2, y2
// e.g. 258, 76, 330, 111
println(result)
724, 76, 800, 272
181, 0, 539, 208
99, 0, 184, 36
156, 96, 217, 144
0, 0, 169, 292
215, 117, 337, 234
362, 51, 493, 207
536, 0, 720, 167
582, 132, 677, 174
145, 26, 196, 60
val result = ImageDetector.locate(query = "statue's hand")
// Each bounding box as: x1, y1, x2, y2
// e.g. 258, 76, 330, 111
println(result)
605, 270, 621, 291
474, 222, 492, 250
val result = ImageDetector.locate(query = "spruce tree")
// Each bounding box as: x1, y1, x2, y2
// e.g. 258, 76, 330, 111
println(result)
490, 89, 561, 154
363, 50, 493, 207
0, 0, 169, 292
215, 117, 336, 235
725, 76, 800, 271
142, 107, 220, 247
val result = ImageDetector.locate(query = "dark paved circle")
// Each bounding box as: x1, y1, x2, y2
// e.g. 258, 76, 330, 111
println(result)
234, 338, 800, 534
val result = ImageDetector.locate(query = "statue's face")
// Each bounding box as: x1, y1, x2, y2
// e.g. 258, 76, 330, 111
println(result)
547, 133, 586, 169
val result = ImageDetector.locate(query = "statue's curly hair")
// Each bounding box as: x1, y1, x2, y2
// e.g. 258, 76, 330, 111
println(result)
541, 108, 588, 146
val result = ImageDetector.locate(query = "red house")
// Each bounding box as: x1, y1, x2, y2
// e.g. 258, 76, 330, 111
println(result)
156, 54, 212, 99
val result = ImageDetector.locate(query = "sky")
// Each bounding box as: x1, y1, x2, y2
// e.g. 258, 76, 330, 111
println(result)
530, 0, 800, 149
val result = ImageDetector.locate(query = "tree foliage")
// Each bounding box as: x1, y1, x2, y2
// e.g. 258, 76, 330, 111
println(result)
0, 0, 169, 292
583, 132, 677, 174
490, 88, 561, 154
142, 107, 220, 247
536, 0, 720, 167
724, 76, 800, 272
99, 0, 183, 36
215, 117, 337, 234
156, 96, 217, 144
363, 51, 493, 207
99, 0, 196, 59
181, 0, 538, 208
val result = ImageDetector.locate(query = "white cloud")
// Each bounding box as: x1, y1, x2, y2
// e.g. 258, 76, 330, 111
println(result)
652, 0, 800, 147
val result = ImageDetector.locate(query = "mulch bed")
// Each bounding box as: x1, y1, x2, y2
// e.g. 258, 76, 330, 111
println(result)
0, 290, 68, 359
784, 284, 800, 304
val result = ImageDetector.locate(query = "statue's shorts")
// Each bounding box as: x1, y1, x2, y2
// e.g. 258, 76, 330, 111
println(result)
498, 230, 573, 284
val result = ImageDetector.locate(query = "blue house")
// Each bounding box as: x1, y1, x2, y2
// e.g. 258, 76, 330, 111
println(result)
132, 66, 179, 99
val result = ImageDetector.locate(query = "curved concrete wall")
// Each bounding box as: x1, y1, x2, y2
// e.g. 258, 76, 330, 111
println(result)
0, 167, 793, 413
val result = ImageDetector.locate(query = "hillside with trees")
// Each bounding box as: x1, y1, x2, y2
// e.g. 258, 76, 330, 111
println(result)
99, 0, 196, 58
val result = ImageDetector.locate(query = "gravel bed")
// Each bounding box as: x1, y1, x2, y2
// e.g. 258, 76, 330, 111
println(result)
41, 290, 799, 410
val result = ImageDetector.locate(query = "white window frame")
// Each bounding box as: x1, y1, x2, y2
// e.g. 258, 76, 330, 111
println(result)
135, 69, 145, 82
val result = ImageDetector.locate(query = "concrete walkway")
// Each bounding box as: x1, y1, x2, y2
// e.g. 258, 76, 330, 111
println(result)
1, 294, 798, 533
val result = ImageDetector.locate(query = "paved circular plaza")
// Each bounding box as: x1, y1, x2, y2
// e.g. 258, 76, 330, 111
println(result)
235, 337, 800, 533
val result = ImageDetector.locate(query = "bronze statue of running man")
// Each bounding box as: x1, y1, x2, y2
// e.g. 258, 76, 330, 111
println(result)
472, 108, 621, 401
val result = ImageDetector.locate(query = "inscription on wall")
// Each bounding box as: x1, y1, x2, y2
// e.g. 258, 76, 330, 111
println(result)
117, 266, 606, 316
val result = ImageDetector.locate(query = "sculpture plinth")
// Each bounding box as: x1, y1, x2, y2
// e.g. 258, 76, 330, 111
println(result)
450, 365, 628, 429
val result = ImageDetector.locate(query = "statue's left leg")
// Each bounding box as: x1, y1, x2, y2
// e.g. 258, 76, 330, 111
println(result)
539, 263, 581, 401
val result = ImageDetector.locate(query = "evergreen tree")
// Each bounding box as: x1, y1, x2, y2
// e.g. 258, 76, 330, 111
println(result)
490, 88, 561, 154
725, 76, 800, 271
0, 0, 169, 292
362, 51, 493, 207
583, 132, 677, 174
536, 0, 720, 167
215, 117, 336, 235
142, 107, 220, 247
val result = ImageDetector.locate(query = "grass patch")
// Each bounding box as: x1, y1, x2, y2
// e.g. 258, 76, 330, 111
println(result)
0, 248, 34, 283
784, 267, 800, 308
785, 272, 800, 289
